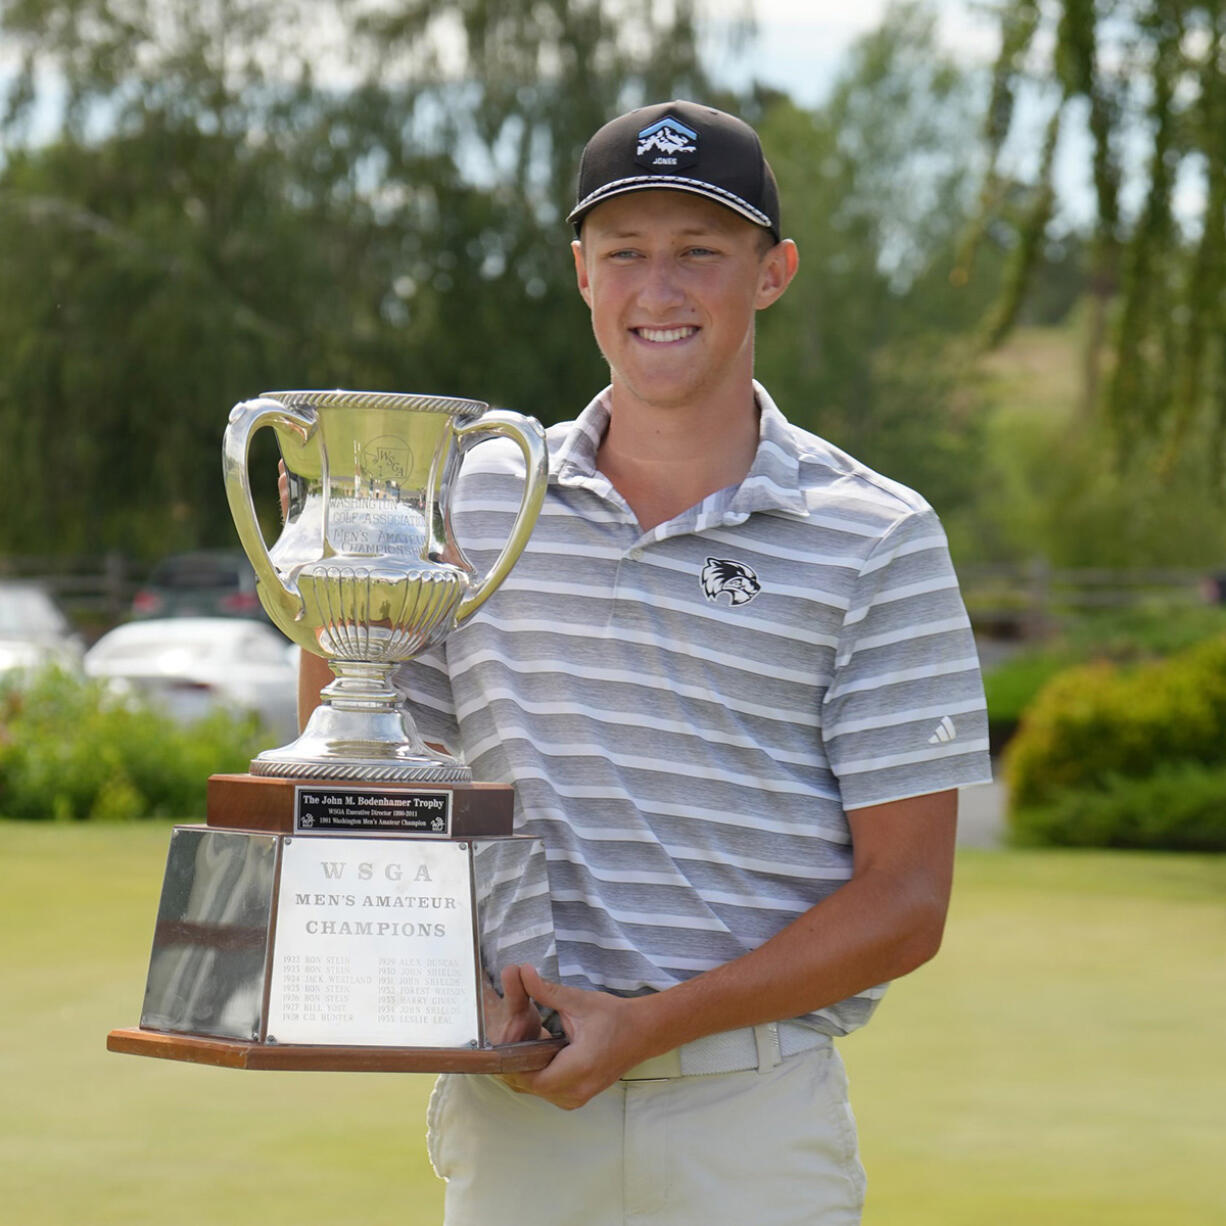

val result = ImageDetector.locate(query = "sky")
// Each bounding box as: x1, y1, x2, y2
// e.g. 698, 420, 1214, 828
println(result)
1, 2, 1002, 139
5, 0, 1118, 229
707, 0, 1000, 106
728, 0, 1127, 232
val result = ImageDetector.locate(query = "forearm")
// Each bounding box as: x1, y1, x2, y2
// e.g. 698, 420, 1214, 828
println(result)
628, 791, 956, 1058
627, 856, 948, 1060
508, 790, 956, 1108
297, 649, 333, 731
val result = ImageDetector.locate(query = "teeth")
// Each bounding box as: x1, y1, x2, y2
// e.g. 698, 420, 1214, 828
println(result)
637, 326, 696, 343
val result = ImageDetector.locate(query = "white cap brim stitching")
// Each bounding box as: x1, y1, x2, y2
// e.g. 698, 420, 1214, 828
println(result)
568, 175, 773, 231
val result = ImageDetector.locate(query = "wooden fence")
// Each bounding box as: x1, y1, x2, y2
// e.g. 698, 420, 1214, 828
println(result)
0, 554, 1218, 642
959, 561, 1213, 638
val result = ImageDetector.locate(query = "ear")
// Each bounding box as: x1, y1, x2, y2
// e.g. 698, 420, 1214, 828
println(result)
572, 239, 592, 307
755, 239, 799, 311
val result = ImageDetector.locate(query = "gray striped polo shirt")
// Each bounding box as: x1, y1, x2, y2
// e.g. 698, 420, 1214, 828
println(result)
399, 382, 991, 1036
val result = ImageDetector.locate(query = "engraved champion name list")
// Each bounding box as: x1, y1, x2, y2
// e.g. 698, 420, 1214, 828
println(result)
267, 837, 480, 1047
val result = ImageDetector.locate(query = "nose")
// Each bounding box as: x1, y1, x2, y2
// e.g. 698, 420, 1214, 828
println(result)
636, 255, 686, 314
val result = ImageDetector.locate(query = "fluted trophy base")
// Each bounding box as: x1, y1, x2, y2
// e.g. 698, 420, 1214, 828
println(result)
250, 686, 473, 783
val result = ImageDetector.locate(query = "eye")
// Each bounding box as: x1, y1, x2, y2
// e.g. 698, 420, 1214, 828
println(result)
683, 245, 720, 258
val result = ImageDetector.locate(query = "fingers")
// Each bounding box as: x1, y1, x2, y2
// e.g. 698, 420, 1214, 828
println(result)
507, 964, 574, 1020
501, 963, 530, 1006
519, 964, 566, 1009
489, 965, 552, 1045
518, 968, 591, 1040
492, 976, 633, 1110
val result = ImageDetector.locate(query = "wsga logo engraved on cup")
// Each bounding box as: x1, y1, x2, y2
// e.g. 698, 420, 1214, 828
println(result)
355, 435, 412, 484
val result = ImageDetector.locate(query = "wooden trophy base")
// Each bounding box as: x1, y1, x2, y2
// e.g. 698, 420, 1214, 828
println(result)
108, 773, 565, 1073
106, 1027, 563, 1073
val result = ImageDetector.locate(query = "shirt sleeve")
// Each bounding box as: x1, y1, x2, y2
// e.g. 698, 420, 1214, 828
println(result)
820, 504, 992, 809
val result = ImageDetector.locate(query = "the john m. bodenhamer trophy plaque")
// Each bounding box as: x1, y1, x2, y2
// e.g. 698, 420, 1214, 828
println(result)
107, 390, 562, 1073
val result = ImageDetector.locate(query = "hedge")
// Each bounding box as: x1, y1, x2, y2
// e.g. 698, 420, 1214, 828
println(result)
1010, 760, 1226, 851
1004, 633, 1226, 849
0, 668, 267, 821
1005, 634, 1226, 808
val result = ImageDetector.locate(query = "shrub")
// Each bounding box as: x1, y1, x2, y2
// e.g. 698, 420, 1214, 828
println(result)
1057, 605, 1226, 658
983, 650, 1072, 749
982, 605, 1226, 732
0, 668, 267, 821
1009, 761, 1226, 851
1004, 634, 1226, 809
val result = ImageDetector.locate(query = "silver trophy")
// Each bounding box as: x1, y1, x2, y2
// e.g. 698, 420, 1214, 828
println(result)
222, 390, 548, 782
107, 389, 560, 1075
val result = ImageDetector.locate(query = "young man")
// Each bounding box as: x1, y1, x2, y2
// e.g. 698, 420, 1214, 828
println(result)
304, 100, 991, 1225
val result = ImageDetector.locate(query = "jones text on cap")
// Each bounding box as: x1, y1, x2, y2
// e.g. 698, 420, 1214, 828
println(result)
636, 117, 699, 170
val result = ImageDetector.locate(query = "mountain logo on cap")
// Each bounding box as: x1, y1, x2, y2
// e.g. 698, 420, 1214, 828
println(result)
636, 117, 699, 170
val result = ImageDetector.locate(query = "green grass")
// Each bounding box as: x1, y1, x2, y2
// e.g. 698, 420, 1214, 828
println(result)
2, 822, 1223, 1225
0, 821, 443, 1226
844, 851, 1226, 1225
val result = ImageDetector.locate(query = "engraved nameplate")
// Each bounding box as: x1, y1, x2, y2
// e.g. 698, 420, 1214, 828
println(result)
294, 785, 453, 836
266, 836, 480, 1047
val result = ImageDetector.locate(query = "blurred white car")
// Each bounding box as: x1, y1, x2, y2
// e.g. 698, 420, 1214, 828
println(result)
84, 617, 298, 741
0, 581, 85, 681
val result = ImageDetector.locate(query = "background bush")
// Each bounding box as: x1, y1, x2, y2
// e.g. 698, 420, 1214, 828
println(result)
983, 606, 1226, 737
1006, 634, 1226, 807
1010, 761, 1226, 851
0, 669, 266, 821
1004, 634, 1226, 849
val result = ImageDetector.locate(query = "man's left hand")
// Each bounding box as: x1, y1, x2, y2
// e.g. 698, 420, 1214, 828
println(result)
499, 965, 646, 1110
483, 965, 550, 1046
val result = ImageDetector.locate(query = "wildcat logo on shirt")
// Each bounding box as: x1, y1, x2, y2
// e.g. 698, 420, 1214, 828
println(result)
701, 557, 761, 606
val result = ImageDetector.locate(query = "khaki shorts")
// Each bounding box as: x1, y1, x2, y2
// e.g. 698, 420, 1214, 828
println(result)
426, 1038, 866, 1226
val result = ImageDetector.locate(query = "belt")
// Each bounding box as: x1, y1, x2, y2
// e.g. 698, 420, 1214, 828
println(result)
619, 1021, 829, 1081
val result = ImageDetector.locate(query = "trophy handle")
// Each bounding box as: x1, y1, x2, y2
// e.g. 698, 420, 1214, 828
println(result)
222, 397, 323, 637
451, 409, 548, 623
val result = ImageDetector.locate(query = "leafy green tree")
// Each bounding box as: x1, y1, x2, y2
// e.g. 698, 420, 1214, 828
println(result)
964, 0, 1226, 460
0, 0, 720, 556
753, 4, 996, 517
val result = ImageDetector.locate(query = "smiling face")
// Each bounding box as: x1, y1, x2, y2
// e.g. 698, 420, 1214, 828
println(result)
573, 190, 797, 417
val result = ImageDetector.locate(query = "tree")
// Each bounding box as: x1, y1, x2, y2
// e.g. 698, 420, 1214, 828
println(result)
752, 3, 995, 517
0, 0, 724, 556
962, 0, 1226, 463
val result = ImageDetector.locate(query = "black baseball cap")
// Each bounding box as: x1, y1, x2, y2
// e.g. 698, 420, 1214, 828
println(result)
568, 100, 781, 242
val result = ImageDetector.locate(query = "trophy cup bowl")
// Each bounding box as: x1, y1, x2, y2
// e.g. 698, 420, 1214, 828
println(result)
222, 389, 548, 781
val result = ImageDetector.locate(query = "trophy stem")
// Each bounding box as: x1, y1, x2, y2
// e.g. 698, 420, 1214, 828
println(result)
249, 657, 472, 782
321, 659, 401, 710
